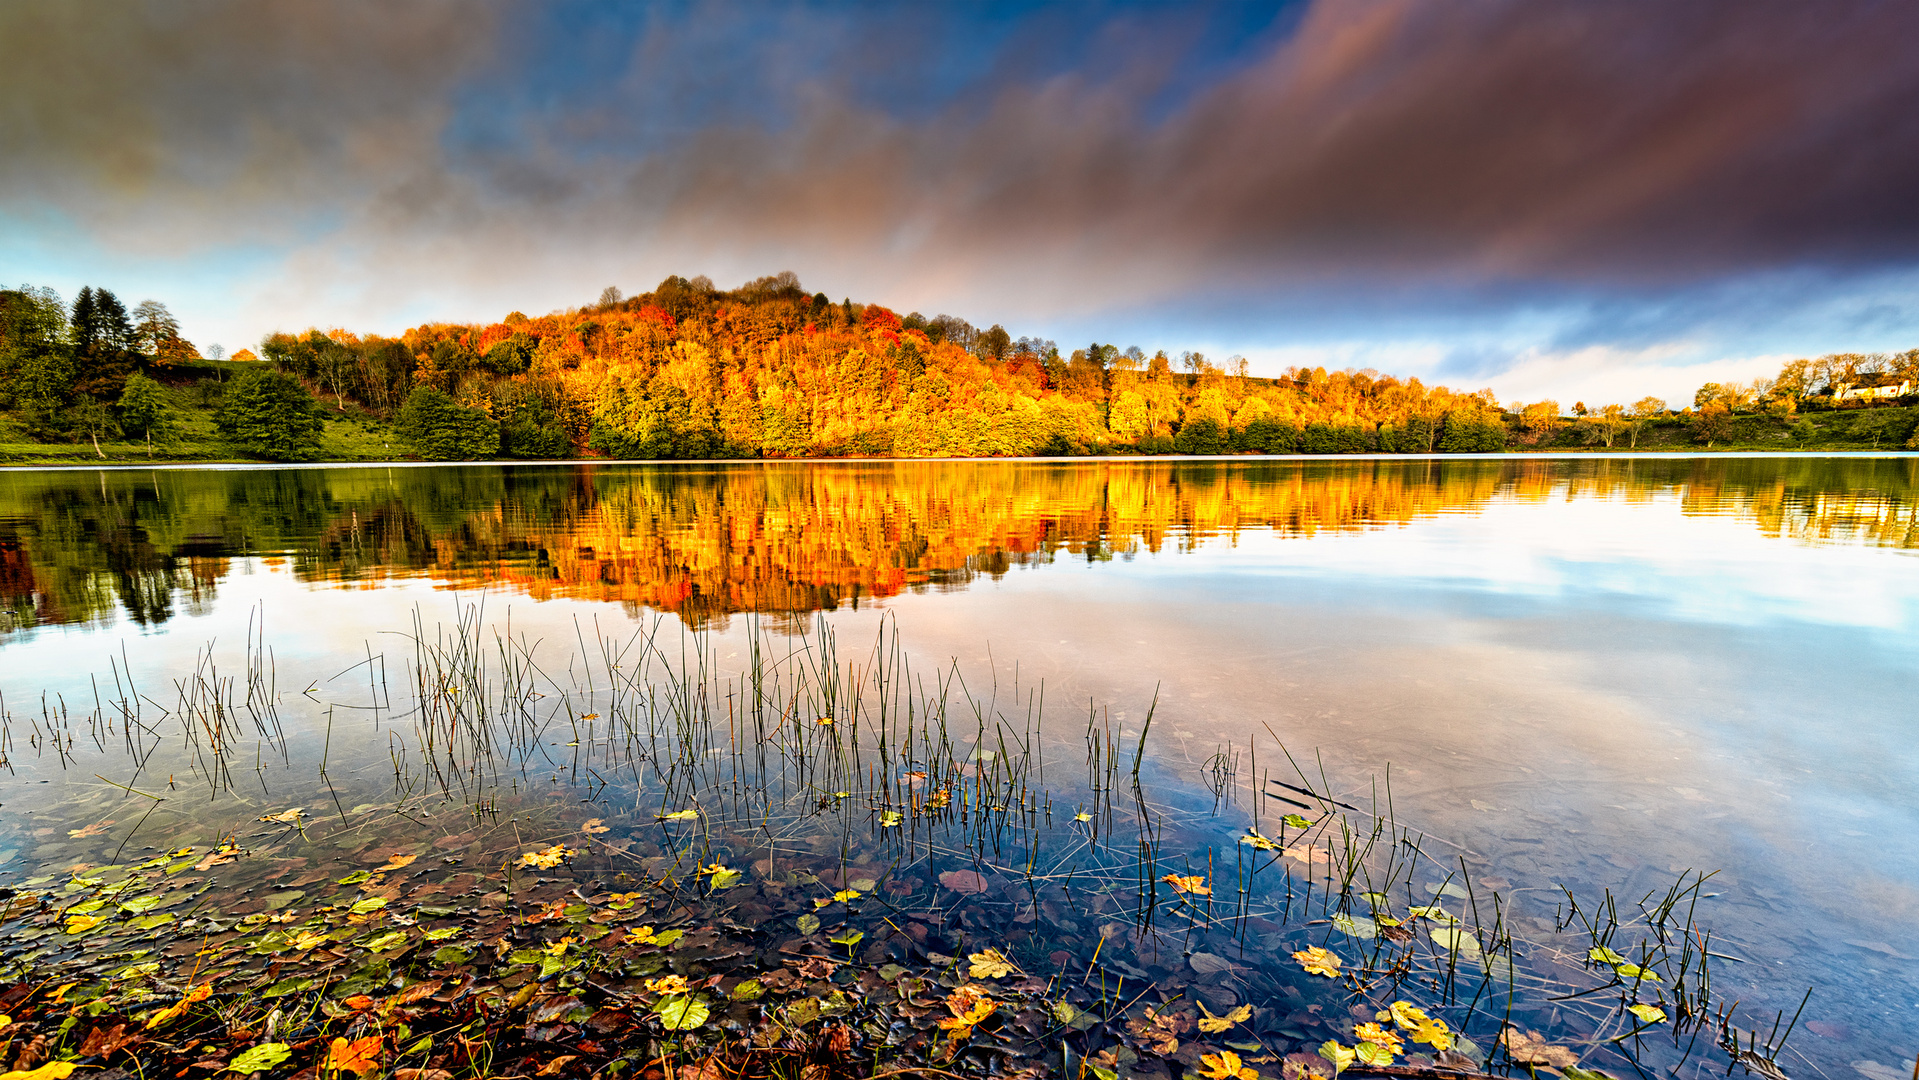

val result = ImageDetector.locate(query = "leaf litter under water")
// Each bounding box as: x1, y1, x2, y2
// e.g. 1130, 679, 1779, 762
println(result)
0, 611, 1815, 1080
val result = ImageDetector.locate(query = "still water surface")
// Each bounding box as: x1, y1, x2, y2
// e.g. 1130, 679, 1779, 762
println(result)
1, 456, 1915, 1073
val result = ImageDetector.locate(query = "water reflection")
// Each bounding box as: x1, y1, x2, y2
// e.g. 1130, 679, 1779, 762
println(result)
3, 456, 1917, 638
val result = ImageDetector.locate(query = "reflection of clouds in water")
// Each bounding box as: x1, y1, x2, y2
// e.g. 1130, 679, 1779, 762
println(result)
1164, 491, 1919, 632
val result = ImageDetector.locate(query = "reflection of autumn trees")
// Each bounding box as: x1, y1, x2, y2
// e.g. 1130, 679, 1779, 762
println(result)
2, 457, 1917, 635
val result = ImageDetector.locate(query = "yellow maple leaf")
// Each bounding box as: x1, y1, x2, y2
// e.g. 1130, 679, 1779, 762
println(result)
324, 1034, 384, 1076
968, 948, 1016, 979
1197, 1050, 1259, 1080
646, 975, 690, 995
1197, 1000, 1254, 1033
517, 844, 576, 870
1354, 1023, 1403, 1054
1293, 946, 1342, 978
1160, 873, 1211, 895
146, 981, 214, 1029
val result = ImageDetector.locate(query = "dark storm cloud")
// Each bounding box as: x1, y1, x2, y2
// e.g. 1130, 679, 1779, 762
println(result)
8, 0, 1919, 311
0, 1, 503, 240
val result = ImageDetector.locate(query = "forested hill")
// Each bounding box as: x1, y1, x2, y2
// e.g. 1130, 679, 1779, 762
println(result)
255, 272, 1510, 459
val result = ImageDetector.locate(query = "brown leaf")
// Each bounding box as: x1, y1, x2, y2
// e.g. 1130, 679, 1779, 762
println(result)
77, 1023, 137, 1058
395, 1071, 454, 1080
1499, 1027, 1578, 1068
535, 1055, 579, 1076
939, 870, 990, 895
793, 957, 840, 980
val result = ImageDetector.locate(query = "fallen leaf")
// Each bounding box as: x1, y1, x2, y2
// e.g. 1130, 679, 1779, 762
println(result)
1281, 813, 1314, 829
517, 845, 577, 870
1189, 952, 1235, 976
656, 809, 699, 821
581, 819, 610, 835
1627, 1004, 1668, 1025
1161, 873, 1211, 895
536, 1056, 579, 1077
377, 853, 418, 872
77, 1022, 137, 1057
968, 948, 1016, 979
146, 982, 214, 1028
795, 914, 821, 935
1198, 1050, 1259, 1080
228, 1044, 293, 1075
1355, 1023, 1404, 1057
1282, 844, 1328, 867
1500, 1027, 1578, 1068
64, 915, 104, 934
1293, 946, 1342, 978
1318, 1041, 1355, 1075
939, 870, 990, 895
324, 1034, 384, 1076
259, 809, 305, 825
878, 811, 902, 827
1241, 829, 1282, 851
67, 820, 117, 839
1197, 1001, 1253, 1033
0, 1064, 78, 1080
655, 994, 710, 1031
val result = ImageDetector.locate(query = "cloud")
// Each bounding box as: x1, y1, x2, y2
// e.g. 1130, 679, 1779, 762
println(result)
7, 0, 1919, 386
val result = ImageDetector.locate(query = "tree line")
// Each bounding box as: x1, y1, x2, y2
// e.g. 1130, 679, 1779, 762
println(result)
246, 272, 1512, 460
7, 273, 1916, 461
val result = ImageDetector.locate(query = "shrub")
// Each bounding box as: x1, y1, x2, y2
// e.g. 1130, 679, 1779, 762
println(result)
398, 387, 500, 461
216, 369, 323, 460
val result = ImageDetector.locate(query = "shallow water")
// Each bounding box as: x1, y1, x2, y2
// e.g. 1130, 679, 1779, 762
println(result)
1, 455, 1916, 1078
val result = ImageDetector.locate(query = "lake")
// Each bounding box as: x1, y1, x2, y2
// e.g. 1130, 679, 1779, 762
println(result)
0, 455, 1914, 1080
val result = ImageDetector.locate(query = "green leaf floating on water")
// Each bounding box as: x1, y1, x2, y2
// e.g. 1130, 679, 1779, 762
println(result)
1614, 963, 1660, 982
731, 979, 765, 1002
878, 811, 902, 827
655, 994, 709, 1030
348, 897, 388, 915
421, 926, 460, 941
228, 1044, 292, 1074
828, 928, 864, 948
708, 867, 742, 890
119, 895, 164, 914
796, 914, 821, 936
1429, 927, 1481, 956
656, 809, 699, 821
1332, 913, 1378, 939
337, 870, 374, 885
1281, 814, 1313, 829
1627, 1003, 1668, 1024
1589, 946, 1627, 965
1564, 1069, 1619, 1080
362, 931, 408, 951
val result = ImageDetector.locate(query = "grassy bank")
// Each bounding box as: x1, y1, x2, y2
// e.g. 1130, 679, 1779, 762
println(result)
3, 370, 1914, 466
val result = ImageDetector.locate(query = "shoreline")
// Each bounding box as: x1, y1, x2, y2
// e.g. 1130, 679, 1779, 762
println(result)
0, 448, 1912, 472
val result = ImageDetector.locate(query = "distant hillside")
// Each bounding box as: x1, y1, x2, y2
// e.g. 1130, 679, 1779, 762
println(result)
256, 272, 1508, 459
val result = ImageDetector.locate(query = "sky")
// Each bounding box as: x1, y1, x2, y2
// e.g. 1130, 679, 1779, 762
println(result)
7, 0, 1919, 408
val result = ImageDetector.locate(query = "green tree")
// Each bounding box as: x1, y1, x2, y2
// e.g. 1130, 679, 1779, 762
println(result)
1172, 417, 1227, 455
217, 369, 324, 460
397, 387, 500, 461
116, 373, 176, 455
